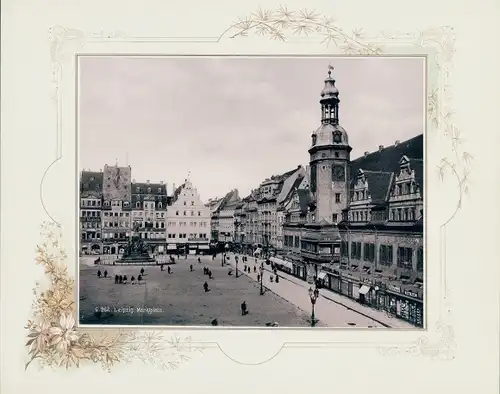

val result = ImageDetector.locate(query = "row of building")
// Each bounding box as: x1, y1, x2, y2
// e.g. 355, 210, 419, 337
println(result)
80, 165, 212, 255
208, 67, 424, 326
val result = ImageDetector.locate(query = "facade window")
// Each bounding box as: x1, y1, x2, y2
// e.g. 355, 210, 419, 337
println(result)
191, 201, 194, 205
176, 211, 179, 215
397, 247, 413, 269
350, 242, 362, 260
136, 187, 140, 192
184, 201, 187, 205
363, 243, 375, 261
91, 200, 96, 206
341, 241, 348, 256
191, 211, 194, 216
379, 245, 393, 266
417, 248, 424, 272
158, 202, 163, 208
335, 193, 341, 203
332, 213, 338, 223
183, 211, 186, 216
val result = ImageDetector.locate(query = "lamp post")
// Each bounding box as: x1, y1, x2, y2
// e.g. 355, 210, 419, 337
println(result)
235, 255, 239, 278
308, 286, 320, 327
259, 262, 264, 295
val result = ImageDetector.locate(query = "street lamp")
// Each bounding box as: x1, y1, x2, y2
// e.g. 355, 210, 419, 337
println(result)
259, 263, 264, 295
308, 286, 320, 327
235, 255, 239, 278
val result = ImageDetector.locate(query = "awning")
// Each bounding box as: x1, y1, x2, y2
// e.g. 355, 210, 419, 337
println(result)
317, 271, 328, 280
359, 285, 371, 295
270, 257, 293, 270
167, 245, 177, 250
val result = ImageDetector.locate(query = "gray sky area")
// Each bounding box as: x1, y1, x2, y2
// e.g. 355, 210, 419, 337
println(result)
79, 56, 424, 201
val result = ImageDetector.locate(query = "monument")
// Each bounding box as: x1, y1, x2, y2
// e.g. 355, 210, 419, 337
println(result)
116, 223, 155, 265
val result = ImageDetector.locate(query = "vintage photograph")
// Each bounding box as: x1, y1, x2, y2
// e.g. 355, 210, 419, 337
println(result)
78, 56, 424, 328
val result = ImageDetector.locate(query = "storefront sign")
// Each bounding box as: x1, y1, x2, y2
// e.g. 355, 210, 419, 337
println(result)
404, 289, 419, 298
388, 284, 401, 293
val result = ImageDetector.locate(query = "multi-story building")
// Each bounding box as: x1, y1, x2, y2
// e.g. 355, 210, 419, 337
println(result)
217, 189, 240, 244
208, 197, 225, 242
101, 164, 133, 254
80, 171, 103, 255
253, 166, 305, 251
131, 179, 169, 254
278, 67, 424, 327
166, 178, 210, 254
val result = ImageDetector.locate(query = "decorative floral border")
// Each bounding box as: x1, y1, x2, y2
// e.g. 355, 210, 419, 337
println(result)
27, 7, 467, 370
26, 223, 204, 371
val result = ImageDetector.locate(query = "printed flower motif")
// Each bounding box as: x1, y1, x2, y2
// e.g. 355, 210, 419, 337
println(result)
26, 322, 52, 355
48, 314, 79, 352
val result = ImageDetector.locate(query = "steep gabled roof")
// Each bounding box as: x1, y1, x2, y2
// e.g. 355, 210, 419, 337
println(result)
363, 171, 394, 204
80, 171, 103, 195
351, 135, 423, 183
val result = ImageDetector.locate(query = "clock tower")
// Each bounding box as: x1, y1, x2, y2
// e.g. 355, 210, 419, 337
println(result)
308, 66, 352, 224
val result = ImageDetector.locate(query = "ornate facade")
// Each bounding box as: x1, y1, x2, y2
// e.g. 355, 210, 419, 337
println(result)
166, 178, 211, 254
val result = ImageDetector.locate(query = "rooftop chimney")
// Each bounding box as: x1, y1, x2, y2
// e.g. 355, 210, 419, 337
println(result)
132, 178, 136, 183
160, 181, 163, 185
146, 180, 150, 184
394, 140, 400, 146
379, 145, 384, 152
364, 151, 369, 157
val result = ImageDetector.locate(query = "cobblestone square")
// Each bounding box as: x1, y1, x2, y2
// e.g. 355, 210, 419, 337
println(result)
79, 255, 323, 327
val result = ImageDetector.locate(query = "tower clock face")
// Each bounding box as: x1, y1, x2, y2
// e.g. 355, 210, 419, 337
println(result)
332, 165, 345, 181
333, 131, 342, 143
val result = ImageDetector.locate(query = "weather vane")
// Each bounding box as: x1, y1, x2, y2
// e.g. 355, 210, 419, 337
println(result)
328, 64, 334, 76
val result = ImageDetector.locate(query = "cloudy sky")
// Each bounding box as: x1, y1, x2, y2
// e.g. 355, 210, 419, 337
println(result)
79, 56, 424, 201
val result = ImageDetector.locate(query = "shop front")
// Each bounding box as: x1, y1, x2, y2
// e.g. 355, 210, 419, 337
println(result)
385, 284, 424, 327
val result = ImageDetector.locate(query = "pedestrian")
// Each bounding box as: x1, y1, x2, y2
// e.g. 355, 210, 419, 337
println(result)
208, 270, 213, 279
257, 274, 260, 282
211, 318, 218, 326
97, 270, 102, 278
138, 274, 142, 283
241, 301, 248, 316
167, 266, 171, 274
269, 276, 273, 283
140, 268, 145, 275
161, 264, 164, 271
123, 275, 127, 283
254, 266, 257, 273
203, 281, 210, 292
185, 254, 187, 259
275, 275, 279, 283
190, 264, 193, 272
198, 257, 201, 264
104, 270, 108, 278
131, 275, 135, 284
119, 274, 123, 284
114, 274, 119, 284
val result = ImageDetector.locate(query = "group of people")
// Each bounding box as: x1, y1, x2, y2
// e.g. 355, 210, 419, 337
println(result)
203, 267, 213, 279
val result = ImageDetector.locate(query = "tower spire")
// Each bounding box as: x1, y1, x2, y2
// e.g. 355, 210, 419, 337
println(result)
320, 64, 340, 125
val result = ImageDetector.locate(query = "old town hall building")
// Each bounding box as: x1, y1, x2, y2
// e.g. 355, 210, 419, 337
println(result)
279, 67, 424, 327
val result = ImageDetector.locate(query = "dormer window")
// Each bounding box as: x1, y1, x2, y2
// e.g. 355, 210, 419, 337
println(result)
147, 187, 151, 193
136, 187, 140, 192
158, 202, 163, 208
158, 188, 162, 193
124, 201, 129, 207
136, 202, 140, 208
312, 135, 317, 146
